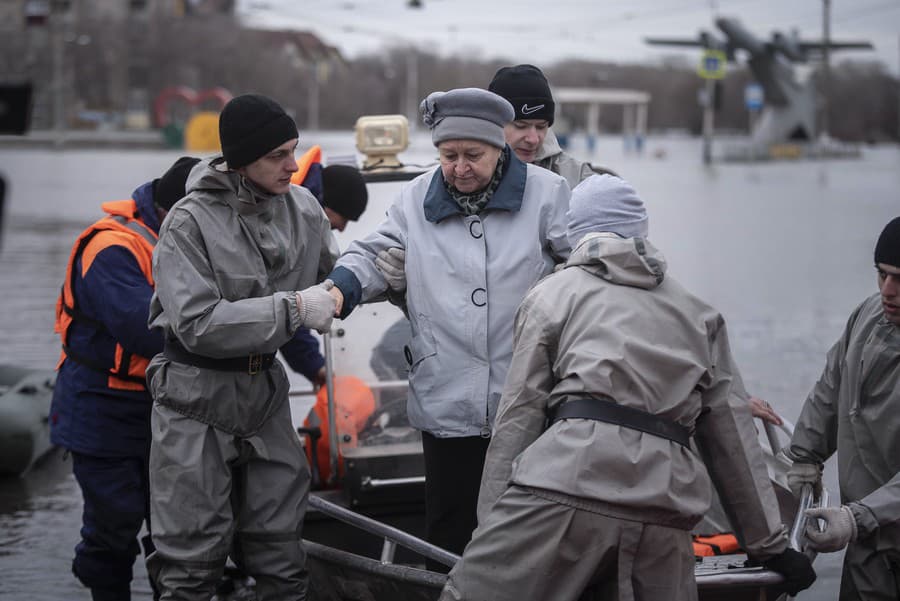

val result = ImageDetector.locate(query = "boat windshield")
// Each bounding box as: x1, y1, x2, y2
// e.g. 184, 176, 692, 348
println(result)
289, 172, 425, 482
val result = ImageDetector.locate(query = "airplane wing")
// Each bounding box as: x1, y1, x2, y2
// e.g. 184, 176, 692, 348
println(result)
645, 37, 705, 47
799, 41, 874, 52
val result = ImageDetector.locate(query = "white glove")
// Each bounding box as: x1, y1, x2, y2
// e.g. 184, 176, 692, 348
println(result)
787, 461, 822, 498
375, 247, 406, 292
296, 280, 337, 334
805, 505, 858, 552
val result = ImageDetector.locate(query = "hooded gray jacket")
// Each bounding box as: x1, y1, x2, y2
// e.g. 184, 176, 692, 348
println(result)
478, 233, 788, 559
147, 158, 339, 435
534, 130, 596, 189
789, 294, 900, 555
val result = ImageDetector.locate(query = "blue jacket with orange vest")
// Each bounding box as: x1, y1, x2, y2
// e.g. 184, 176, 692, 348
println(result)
282, 145, 327, 382
50, 182, 163, 457
51, 180, 329, 457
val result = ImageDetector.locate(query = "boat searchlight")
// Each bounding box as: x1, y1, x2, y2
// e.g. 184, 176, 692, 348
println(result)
355, 114, 409, 170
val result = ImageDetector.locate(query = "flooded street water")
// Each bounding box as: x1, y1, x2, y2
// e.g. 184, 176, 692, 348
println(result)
0, 133, 898, 599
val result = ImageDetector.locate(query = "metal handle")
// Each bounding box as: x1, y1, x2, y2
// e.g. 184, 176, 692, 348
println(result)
789, 483, 828, 553
309, 494, 460, 568
789, 483, 815, 551
361, 476, 426, 490
323, 331, 339, 486
763, 419, 783, 456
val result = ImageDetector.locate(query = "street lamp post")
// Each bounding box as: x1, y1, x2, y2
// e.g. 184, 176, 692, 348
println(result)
51, 6, 67, 145
404, 47, 418, 133
308, 61, 320, 131
820, 0, 831, 139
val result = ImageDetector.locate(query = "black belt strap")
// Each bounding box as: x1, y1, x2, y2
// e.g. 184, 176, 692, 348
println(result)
551, 397, 691, 448
163, 340, 275, 375
62, 344, 148, 386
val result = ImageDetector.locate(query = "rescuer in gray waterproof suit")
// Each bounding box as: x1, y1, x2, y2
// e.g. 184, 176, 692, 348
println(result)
488, 64, 611, 189
145, 94, 339, 601
787, 215, 900, 600
440, 174, 816, 601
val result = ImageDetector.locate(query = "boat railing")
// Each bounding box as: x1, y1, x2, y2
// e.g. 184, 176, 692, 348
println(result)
694, 415, 824, 595
308, 493, 460, 568
759, 416, 827, 554
303, 364, 827, 592
308, 480, 825, 592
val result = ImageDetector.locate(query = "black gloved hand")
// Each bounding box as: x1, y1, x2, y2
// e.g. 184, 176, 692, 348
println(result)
762, 548, 816, 595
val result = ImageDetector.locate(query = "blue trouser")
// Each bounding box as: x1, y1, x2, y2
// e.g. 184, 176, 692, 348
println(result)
72, 452, 154, 600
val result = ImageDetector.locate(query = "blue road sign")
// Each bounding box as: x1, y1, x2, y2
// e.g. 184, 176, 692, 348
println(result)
744, 82, 764, 110
698, 50, 727, 79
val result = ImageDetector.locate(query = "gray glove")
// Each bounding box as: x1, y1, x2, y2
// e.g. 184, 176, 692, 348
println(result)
296, 280, 337, 334
375, 247, 406, 292
787, 461, 822, 498
805, 505, 857, 552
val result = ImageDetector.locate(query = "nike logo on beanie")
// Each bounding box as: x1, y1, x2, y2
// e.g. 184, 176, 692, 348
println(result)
521, 104, 545, 115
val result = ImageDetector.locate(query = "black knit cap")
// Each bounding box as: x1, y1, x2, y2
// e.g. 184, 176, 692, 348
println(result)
153, 156, 201, 211
322, 164, 368, 221
488, 64, 555, 125
218, 94, 298, 169
874, 216, 900, 268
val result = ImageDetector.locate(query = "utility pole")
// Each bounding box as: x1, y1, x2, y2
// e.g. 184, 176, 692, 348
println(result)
51, 4, 66, 146
307, 61, 320, 131
702, 78, 715, 164
405, 47, 419, 133
821, 0, 831, 140
698, 49, 725, 164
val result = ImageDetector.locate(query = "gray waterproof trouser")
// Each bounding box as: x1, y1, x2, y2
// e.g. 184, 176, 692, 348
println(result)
840, 538, 900, 601
440, 485, 697, 601
146, 399, 309, 601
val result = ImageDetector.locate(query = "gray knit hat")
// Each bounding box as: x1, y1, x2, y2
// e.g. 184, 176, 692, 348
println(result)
420, 88, 514, 149
567, 174, 649, 247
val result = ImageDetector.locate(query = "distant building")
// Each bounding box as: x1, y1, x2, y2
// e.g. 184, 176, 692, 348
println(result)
0, 0, 339, 131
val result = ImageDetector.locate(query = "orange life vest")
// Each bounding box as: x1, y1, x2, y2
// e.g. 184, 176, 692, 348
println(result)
302, 375, 376, 487
290, 145, 322, 186
692, 533, 741, 557
54, 200, 158, 391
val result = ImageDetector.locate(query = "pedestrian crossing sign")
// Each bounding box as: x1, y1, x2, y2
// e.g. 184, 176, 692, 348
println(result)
698, 50, 727, 79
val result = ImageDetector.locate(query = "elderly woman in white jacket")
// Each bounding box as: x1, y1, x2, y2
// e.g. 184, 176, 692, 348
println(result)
327, 87, 571, 564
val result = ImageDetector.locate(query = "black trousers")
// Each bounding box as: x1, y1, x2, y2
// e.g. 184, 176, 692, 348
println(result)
71, 452, 155, 599
421, 431, 491, 572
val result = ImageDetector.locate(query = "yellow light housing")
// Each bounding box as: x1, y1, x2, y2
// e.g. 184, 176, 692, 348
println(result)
354, 114, 409, 169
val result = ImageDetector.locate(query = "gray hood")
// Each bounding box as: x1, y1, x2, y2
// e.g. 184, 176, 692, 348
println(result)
565, 232, 666, 290
184, 157, 284, 217
534, 128, 563, 162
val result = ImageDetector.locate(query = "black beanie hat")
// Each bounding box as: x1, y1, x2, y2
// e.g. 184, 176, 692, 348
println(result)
153, 156, 201, 211
322, 164, 368, 221
874, 216, 900, 268
488, 64, 555, 125
218, 94, 298, 169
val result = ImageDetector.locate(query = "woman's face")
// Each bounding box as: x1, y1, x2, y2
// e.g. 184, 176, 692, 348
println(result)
437, 140, 502, 194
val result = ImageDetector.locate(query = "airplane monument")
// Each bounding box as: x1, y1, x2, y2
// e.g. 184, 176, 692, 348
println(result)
647, 17, 873, 156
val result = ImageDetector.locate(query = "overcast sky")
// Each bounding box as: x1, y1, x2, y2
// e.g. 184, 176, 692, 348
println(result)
239, 0, 900, 76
